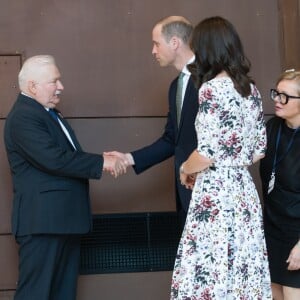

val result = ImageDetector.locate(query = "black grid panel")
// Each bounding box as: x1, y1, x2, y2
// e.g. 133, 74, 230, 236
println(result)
80, 212, 183, 274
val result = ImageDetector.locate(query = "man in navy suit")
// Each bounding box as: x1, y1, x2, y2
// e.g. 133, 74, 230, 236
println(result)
4, 55, 125, 300
108, 16, 198, 220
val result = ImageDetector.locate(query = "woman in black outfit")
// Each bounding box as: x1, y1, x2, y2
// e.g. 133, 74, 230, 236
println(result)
260, 70, 300, 300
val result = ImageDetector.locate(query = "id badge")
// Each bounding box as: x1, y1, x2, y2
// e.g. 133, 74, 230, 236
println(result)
268, 172, 275, 194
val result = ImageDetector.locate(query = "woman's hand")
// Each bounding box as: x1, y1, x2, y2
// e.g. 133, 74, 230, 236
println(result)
182, 150, 213, 174
286, 241, 300, 270
180, 171, 196, 189
179, 150, 213, 189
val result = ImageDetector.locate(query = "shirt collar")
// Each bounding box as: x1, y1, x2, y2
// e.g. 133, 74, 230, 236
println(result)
181, 55, 195, 76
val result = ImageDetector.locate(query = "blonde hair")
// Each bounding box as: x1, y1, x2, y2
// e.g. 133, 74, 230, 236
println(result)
276, 69, 300, 96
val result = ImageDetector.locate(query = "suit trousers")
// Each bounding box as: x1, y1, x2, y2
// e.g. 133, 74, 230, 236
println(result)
14, 234, 81, 300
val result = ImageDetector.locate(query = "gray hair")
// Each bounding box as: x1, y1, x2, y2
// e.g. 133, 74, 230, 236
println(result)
18, 55, 56, 91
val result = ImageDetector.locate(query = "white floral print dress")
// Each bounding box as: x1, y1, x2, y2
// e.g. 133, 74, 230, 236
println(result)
171, 77, 272, 300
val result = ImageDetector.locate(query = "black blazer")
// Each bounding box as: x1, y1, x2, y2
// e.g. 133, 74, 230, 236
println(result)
4, 94, 103, 236
131, 76, 198, 212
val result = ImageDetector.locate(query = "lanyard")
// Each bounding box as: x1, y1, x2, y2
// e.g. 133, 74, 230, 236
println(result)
272, 123, 299, 173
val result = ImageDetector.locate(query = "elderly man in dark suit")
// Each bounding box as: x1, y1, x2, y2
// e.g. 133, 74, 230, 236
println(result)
107, 16, 198, 220
4, 55, 125, 300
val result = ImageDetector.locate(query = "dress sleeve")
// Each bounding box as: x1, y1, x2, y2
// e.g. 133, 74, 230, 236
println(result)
252, 86, 267, 157
196, 83, 220, 160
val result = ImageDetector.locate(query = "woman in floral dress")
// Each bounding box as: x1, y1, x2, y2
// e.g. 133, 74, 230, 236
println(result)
170, 16, 272, 299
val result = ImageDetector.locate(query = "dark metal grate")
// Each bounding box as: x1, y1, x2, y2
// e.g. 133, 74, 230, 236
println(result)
79, 212, 182, 274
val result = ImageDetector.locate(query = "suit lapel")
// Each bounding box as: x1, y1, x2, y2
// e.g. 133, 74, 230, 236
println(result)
17, 94, 81, 151
55, 111, 82, 151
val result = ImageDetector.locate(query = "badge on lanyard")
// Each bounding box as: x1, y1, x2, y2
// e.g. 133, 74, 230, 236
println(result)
267, 171, 275, 194
268, 123, 299, 195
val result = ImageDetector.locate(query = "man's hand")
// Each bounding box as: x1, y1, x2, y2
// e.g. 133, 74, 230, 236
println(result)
103, 153, 128, 178
104, 151, 134, 166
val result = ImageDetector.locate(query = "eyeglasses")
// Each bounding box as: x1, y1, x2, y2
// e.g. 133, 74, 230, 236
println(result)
270, 89, 300, 105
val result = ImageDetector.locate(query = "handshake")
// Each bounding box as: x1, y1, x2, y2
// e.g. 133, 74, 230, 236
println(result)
102, 151, 135, 178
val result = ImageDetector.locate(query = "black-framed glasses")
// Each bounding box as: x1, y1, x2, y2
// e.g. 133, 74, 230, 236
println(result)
270, 89, 300, 105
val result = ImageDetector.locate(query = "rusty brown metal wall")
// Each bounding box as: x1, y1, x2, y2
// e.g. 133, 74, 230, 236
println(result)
278, 0, 300, 70
0, 0, 293, 299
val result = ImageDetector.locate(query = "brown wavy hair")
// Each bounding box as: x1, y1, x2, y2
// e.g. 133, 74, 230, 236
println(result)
188, 16, 254, 97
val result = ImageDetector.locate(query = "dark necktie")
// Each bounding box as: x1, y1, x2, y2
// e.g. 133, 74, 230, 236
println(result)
176, 72, 185, 126
48, 109, 77, 150
48, 108, 59, 123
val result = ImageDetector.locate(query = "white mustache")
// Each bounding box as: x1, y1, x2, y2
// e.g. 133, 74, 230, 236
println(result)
55, 90, 62, 96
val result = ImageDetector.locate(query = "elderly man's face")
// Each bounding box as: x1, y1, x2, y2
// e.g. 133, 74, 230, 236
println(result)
33, 64, 64, 109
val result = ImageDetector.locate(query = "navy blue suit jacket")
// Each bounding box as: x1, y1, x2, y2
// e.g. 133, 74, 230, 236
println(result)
131, 76, 198, 212
4, 94, 103, 236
